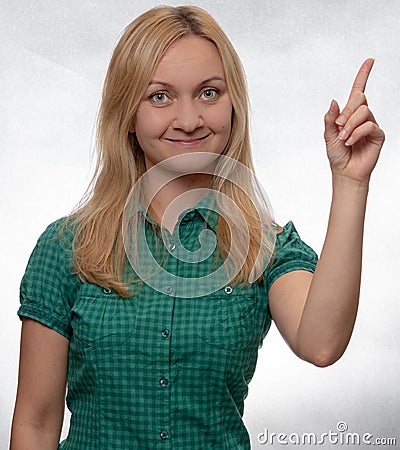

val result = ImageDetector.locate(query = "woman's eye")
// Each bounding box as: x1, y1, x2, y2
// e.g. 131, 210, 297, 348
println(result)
150, 93, 169, 104
201, 89, 218, 101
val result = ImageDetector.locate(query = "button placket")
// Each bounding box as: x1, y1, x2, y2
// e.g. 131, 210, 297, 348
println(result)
155, 229, 178, 445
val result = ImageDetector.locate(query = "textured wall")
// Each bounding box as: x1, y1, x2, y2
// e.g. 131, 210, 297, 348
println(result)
2, 1, 399, 448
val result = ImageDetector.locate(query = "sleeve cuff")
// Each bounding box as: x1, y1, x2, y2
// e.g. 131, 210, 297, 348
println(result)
18, 304, 71, 340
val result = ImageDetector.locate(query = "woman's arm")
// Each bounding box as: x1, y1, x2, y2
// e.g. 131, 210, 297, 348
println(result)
269, 59, 385, 367
10, 318, 69, 450
270, 176, 369, 367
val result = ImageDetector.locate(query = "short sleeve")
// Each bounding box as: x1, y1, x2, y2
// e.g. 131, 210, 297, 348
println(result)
18, 219, 79, 340
264, 221, 318, 293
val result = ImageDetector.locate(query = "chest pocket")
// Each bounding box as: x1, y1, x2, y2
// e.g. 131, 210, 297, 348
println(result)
195, 284, 260, 351
71, 283, 136, 348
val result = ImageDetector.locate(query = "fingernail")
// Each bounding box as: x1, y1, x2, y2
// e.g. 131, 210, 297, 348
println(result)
338, 129, 347, 140
329, 100, 335, 112
345, 137, 353, 146
335, 115, 346, 126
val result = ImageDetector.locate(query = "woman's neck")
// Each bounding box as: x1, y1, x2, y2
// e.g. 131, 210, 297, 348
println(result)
145, 173, 212, 233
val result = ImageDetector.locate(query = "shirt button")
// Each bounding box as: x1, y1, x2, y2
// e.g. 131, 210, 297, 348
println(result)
224, 285, 233, 294
169, 242, 176, 252
160, 430, 169, 440
103, 287, 112, 294
159, 377, 169, 388
161, 329, 170, 338
165, 286, 173, 294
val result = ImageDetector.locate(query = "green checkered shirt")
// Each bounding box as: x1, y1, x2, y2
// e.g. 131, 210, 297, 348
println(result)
18, 197, 317, 449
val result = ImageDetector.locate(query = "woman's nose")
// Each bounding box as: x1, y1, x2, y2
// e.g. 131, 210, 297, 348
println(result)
172, 99, 204, 132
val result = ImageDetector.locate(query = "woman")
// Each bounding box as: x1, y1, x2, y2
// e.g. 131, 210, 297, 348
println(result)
10, 5, 384, 450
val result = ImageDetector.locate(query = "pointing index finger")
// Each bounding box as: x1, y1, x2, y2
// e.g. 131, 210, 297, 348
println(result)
350, 58, 375, 94
334, 58, 375, 126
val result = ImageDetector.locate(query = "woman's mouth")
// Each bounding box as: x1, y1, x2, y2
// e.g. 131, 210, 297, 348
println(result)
165, 134, 210, 147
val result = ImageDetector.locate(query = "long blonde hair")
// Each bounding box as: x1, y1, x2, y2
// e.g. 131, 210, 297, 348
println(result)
69, 5, 276, 297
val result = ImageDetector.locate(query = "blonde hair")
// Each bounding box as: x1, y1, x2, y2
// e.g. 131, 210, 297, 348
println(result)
69, 5, 276, 297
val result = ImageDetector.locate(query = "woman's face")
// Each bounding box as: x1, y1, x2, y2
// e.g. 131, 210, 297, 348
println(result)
133, 35, 233, 171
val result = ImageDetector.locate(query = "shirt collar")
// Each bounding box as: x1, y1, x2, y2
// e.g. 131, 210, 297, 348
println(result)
192, 192, 219, 230
137, 192, 219, 230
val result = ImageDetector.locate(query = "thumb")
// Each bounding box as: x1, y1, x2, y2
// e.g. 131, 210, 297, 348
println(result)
324, 99, 340, 143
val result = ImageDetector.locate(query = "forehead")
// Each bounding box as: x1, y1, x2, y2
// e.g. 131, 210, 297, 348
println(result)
152, 35, 225, 81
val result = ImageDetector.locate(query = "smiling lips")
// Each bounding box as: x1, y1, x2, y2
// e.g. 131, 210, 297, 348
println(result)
165, 134, 210, 147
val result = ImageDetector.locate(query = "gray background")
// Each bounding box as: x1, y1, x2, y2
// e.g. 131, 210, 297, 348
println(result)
1, 1, 399, 448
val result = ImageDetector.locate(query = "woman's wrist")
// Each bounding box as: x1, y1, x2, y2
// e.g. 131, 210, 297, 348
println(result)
328, 172, 369, 230
331, 172, 370, 196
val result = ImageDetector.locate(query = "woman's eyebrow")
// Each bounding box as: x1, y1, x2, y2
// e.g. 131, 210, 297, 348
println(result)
148, 76, 226, 89
199, 76, 226, 85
